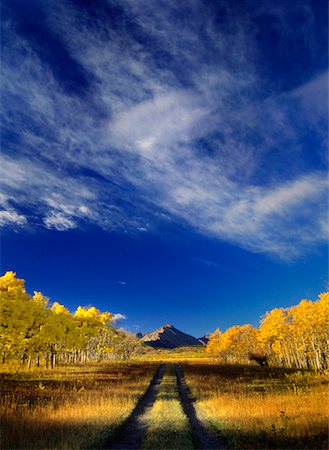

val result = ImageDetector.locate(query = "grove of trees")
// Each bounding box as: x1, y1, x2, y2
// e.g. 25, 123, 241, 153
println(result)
0, 271, 142, 368
2, 271, 328, 371
206, 292, 329, 370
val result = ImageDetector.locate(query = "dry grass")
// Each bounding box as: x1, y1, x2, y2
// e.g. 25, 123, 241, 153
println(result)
2, 357, 328, 449
142, 364, 193, 450
140, 346, 208, 361
182, 362, 329, 449
0, 361, 158, 449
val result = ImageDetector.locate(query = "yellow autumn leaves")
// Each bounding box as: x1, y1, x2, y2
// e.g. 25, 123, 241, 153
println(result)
206, 293, 329, 370
0, 271, 141, 368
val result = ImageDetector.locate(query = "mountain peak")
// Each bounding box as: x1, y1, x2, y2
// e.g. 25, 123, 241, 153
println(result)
141, 324, 202, 349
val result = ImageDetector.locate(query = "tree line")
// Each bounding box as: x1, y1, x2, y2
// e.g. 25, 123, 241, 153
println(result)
206, 292, 329, 370
0, 271, 141, 368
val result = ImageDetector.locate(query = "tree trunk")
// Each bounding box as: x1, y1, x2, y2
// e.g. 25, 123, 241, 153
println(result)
51, 349, 56, 369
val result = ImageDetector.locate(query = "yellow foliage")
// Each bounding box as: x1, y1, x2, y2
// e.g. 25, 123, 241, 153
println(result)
0, 271, 26, 294
32, 291, 48, 307
51, 302, 70, 315
0, 271, 129, 367
206, 325, 259, 362
205, 329, 221, 354
74, 306, 100, 320
208, 292, 329, 369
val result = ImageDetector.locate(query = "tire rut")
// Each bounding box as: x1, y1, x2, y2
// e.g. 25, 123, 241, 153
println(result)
174, 364, 227, 450
103, 363, 166, 450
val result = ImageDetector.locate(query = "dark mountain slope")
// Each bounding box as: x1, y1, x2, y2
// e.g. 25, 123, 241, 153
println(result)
198, 336, 209, 346
142, 324, 202, 349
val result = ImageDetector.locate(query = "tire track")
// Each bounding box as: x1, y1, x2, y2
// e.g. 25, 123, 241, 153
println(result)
103, 363, 166, 450
174, 364, 227, 450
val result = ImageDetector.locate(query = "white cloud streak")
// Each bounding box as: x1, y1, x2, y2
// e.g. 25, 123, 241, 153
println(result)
43, 213, 76, 231
111, 313, 127, 323
0, 210, 27, 226
0, 1, 327, 259
0, 193, 27, 227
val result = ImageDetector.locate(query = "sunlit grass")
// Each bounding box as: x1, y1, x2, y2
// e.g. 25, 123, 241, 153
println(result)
2, 357, 328, 449
182, 362, 329, 449
1, 361, 157, 449
142, 364, 193, 450
139, 345, 209, 361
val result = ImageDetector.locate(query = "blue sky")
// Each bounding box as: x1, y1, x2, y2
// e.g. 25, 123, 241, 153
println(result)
1, 0, 328, 337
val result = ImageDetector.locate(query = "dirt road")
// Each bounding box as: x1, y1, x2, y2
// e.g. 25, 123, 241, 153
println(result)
104, 362, 227, 450
174, 364, 227, 450
104, 363, 166, 449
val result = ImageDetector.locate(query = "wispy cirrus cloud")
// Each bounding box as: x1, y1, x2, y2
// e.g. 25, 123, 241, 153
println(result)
0, 194, 27, 227
0, 0, 327, 259
0, 208, 27, 227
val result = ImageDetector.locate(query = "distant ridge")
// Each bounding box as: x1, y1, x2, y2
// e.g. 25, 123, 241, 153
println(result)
141, 324, 202, 349
197, 335, 209, 346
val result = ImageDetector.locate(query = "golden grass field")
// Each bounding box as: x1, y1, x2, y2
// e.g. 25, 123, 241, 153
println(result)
0, 361, 157, 449
182, 361, 329, 449
1, 355, 328, 449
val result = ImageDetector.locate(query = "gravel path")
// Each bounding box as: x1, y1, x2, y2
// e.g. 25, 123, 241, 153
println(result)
103, 363, 166, 450
174, 364, 227, 450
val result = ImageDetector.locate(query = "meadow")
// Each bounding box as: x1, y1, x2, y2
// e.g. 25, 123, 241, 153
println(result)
1, 356, 328, 450
2, 273, 327, 448
142, 345, 209, 360
182, 361, 329, 449
0, 361, 157, 449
